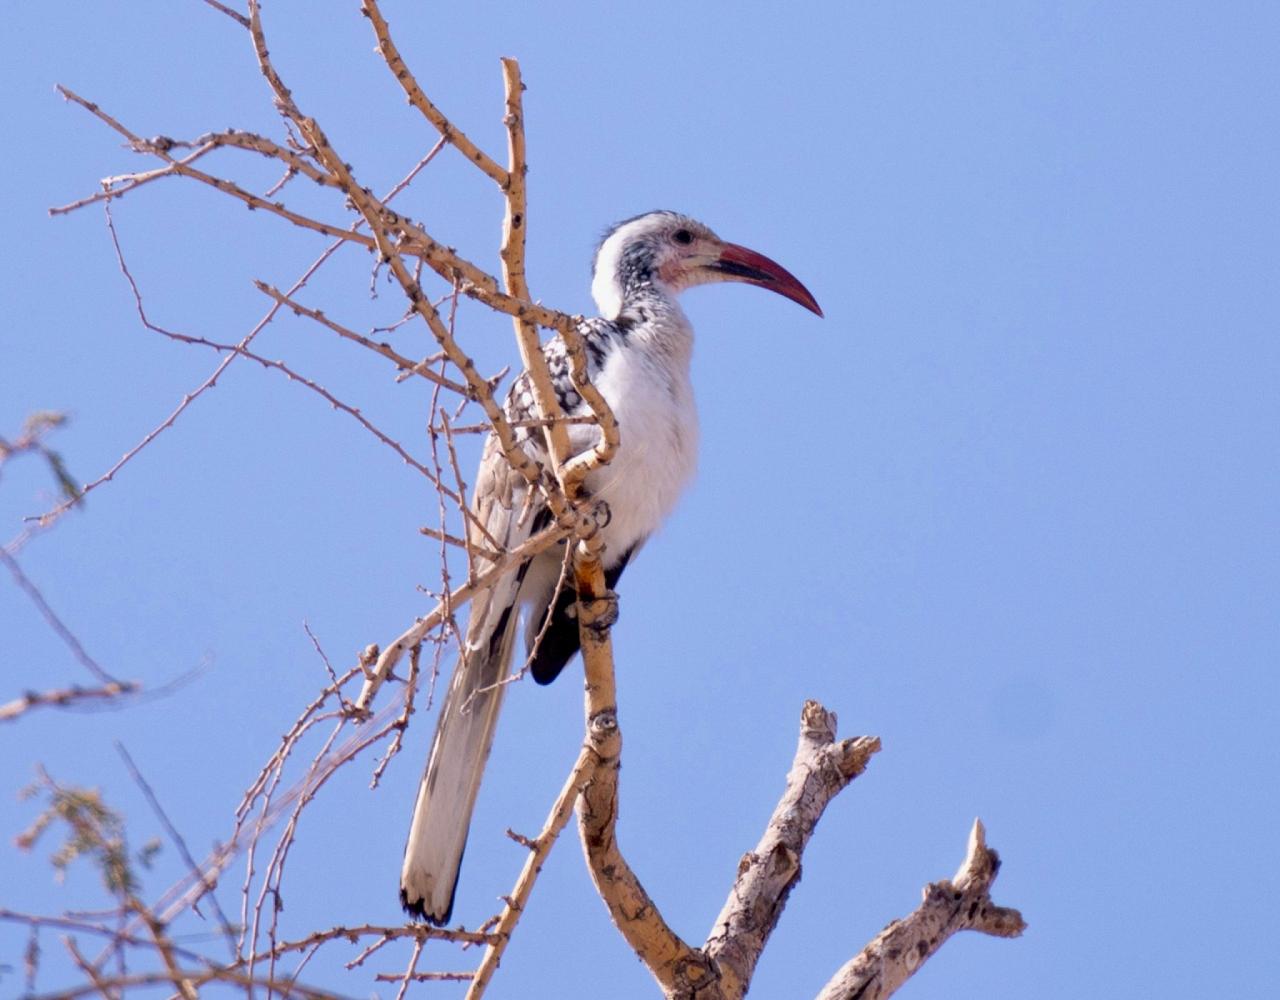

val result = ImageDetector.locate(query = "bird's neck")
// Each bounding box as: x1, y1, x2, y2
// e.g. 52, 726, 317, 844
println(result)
592, 249, 693, 369
593, 242, 673, 320
614, 286, 694, 372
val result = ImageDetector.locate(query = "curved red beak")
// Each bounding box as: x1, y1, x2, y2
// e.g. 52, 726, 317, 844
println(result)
713, 242, 823, 317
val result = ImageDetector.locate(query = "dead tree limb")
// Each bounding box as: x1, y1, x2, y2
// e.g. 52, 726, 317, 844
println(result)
815, 819, 1026, 1000
573, 694, 1021, 1000
0, 681, 138, 724
705, 703, 881, 996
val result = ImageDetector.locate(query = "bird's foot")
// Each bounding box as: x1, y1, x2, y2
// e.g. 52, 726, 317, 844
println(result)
580, 589, 619, 635
567, 499, 612, 543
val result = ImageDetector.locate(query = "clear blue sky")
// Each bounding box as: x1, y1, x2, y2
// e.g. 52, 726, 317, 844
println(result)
3, 2, 1278, 997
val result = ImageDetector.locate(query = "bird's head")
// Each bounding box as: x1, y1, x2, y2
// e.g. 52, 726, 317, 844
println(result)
590, 210, 823, 321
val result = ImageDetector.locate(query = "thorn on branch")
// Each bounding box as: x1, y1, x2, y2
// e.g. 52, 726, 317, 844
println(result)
504, 829, 537, 851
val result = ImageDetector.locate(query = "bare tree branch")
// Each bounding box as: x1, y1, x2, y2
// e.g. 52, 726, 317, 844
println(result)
115, 743, 239, 957
0, 548, 124, 688
466, 745, 597, 998
497, 57, 573, 474
202, 0, 249, 29
353, 519, 571, 711
29, 135, 450, 540
705, 703, 881, 996
361, 0, 508, 187
815, 819, 1026, 1000
252, 281, 481, 397
0, 681, 137, 724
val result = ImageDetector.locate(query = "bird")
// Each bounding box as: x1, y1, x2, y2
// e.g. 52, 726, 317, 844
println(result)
401, 209, 822, 923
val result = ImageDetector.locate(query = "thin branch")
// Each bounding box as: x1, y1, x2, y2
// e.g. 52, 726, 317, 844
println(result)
361, 0, 508, 186
48, 129, 339, 216
202, 0, 249, 28
374, 970, 474, 984
354, 520, 571, 711
392, 936, 425, 1000
34, 963, 351, 1000
0, 683, 138, 723
50, 147, 214, 215
33, 129, 459, 536
418, 525, 501, 564
114, 744, 238, 957
62, 937, 116, 1000
368, 643, 419, 789
558, 330, 621, 497
0, 909, 206, 968
244, 922, 498, 965
465, 745, 598, 998
304, 621, 341, 689
52, 84, 580, 333
498, 58, 571, 474
132, 899, 198, 1000
0, 548, 123, 686
97, 208, 450, 491
253, 282, 481, 397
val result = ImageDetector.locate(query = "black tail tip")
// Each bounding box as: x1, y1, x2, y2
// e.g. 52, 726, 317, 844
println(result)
400, 887, 451, 926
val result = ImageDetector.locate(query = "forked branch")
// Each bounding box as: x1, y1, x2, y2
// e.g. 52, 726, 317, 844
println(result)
568, 696, 1021, 1000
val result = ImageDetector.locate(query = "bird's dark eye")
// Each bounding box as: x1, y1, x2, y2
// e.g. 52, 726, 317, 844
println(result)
672, 229, 694, 246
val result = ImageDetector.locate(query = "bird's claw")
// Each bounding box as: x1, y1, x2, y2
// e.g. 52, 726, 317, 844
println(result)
581, 590, 619, 635
569, 499, 612, 543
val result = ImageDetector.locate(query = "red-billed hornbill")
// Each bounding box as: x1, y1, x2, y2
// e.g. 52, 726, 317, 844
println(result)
401, 210, 821, 923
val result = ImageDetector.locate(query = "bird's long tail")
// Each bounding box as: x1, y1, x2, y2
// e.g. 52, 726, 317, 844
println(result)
399, 578, 523, 924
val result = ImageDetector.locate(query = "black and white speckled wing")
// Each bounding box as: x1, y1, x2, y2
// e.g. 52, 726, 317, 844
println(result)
502, 319, 618, 431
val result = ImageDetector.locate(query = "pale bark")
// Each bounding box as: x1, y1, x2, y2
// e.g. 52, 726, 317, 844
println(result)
815, 819, 1026, 1000
705, 703, 880, 997
573, 697, 1022, 1000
